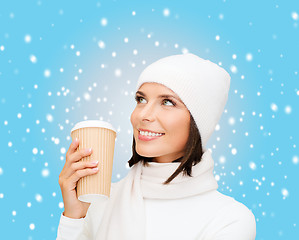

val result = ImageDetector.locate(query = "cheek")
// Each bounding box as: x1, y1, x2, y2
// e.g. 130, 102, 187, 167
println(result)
130, 109, 137, 126
130, 108, 141, 137
164, 113, 190, 141
164, 114, 189, 131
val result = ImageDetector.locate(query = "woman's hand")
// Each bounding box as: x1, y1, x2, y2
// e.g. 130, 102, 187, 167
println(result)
58, 138, 99, 219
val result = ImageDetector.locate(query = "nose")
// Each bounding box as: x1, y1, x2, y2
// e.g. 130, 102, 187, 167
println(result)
140, 102, 156, 122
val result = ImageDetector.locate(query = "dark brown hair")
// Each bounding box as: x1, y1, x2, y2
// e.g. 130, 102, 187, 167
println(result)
128, 113, 203, 185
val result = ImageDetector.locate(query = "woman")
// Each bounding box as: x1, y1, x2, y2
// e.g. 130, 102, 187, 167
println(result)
57, 53, 256, 240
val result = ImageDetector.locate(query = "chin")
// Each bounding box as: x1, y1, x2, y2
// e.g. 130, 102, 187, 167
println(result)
136, 149, 154, 158
136, 146, 158, 158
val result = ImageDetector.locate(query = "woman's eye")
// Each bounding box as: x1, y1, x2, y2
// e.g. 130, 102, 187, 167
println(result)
135, 96, 146, 103
162, 99, 175, 106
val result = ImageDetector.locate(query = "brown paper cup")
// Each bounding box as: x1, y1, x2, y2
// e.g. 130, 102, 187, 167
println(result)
71, 120, 116, 203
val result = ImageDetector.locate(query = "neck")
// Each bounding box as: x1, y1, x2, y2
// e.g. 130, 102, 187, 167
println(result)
172, 156, 183, 162
147, 156, 183, 163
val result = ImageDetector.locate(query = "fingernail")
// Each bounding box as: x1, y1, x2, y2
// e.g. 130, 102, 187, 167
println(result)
92, 161, 98, 165
93, 167, 98, 171
73, 138, 78, 145
86, 148, 92, 153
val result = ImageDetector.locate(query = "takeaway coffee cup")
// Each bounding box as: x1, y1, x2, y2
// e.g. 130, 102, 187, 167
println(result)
71, 120, 117, 203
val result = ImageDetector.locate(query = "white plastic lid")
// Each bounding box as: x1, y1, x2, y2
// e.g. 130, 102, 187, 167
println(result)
71, 120, 117, 134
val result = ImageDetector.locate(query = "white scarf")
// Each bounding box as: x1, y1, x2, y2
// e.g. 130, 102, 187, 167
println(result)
95, 149, 218, 240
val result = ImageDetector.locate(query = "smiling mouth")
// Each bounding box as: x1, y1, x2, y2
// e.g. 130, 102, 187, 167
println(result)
138, 133, 164, 141
138, 129, 165, 136
137, 129, 165, 141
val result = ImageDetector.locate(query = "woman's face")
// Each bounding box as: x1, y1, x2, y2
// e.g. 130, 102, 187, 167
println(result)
130, 82, 190, 163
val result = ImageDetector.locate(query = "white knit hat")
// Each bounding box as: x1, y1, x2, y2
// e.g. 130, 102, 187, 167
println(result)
135, 53, 231, 150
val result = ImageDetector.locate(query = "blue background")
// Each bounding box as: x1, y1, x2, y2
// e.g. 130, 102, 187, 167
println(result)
0, 0, 298, 239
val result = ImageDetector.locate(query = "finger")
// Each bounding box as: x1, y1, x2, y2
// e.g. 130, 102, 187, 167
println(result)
70, 167, 99, 184
64, 161, 99, 179
66, 138, 80, 158
67, 148, 93, 164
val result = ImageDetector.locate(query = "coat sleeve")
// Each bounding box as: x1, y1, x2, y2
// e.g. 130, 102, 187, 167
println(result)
56, 212, 91, 240
209, 201, 256, 240
56, 183, 117, 240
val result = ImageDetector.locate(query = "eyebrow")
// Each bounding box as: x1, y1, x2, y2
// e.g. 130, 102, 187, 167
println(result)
135, 91, 184, 104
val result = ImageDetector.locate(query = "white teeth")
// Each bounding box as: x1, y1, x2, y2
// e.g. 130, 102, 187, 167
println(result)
139, 131, 163, 137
